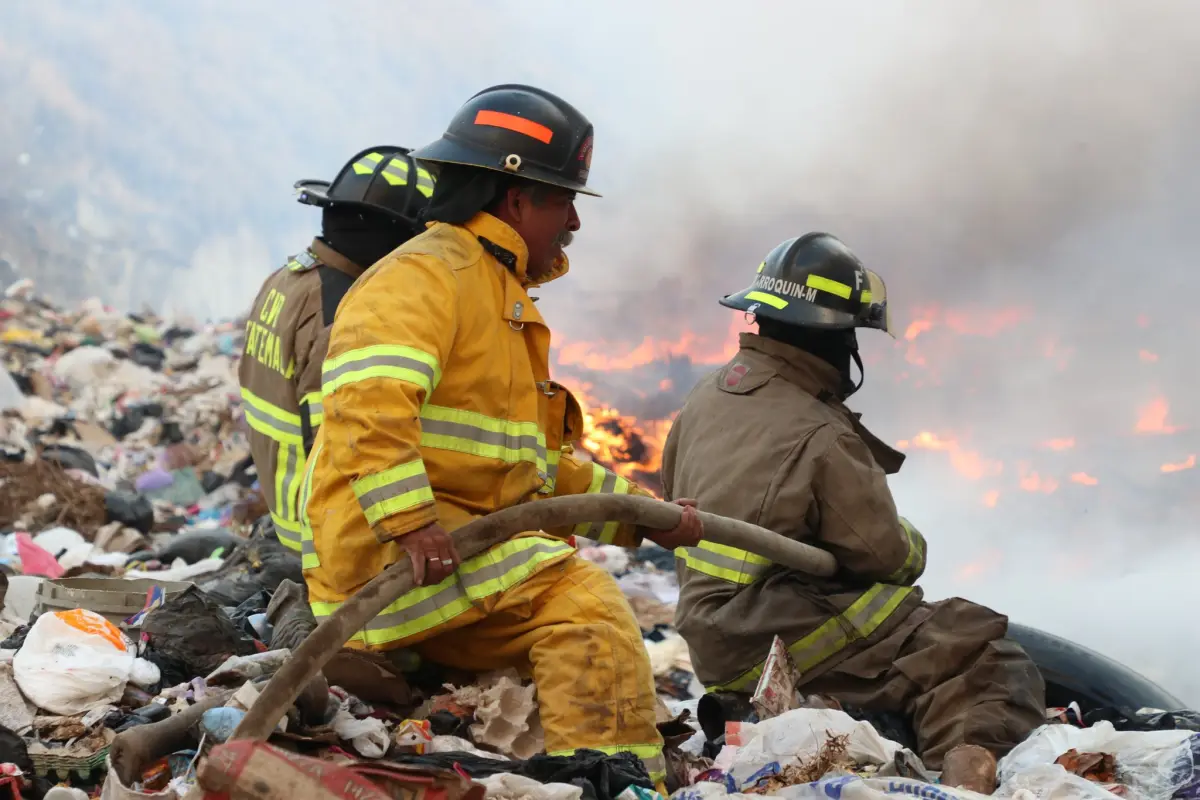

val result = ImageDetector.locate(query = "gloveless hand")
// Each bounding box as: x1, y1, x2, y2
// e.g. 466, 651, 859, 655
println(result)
642, 499, 704, 550
399, 522, 461, 586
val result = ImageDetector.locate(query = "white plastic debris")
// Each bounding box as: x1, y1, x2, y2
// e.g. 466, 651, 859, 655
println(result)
482, 773, 583, 800
718, 707, 909, 787
997, 721, 1194, 800
13, 609, 136, 714
332, 708, 390, 758
576, 544, 631, 574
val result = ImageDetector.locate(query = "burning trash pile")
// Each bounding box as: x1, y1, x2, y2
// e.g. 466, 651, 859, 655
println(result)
0, 279, 1196, 800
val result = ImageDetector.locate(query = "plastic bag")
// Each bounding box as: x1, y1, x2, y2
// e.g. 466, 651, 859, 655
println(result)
12, 608, 135, 714
671, 776, 983, 800
719, 708, 907, 786
995, 764, 1127, 800
997, 722, 1194, 800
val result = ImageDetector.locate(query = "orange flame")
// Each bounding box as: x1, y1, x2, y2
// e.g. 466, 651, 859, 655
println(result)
1018, 463, 1059, 494
1040, 438, 1076, 451
897, 431, 1004, 480
955, 548, 1004, 583
1162, 455, 1196, 474
1070, 472, 1099, 486
1139, 350, 1159, 363
1135, 397, 1183, 435
904, 319, 934, 341
982, 489, 1000, 508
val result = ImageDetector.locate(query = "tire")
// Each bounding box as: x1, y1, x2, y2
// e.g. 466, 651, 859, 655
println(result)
1008, 622, 1187, 713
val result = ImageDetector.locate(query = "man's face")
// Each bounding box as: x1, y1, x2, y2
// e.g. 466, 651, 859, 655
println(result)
510, 185, 580, 280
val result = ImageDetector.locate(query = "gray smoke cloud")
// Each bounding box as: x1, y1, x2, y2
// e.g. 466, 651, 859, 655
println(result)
2, 0, 1199, 702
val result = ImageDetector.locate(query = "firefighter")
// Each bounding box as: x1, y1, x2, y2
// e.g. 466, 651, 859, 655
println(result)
661, 233, 1046, 776
298, 84, 702, 785
238, 146, 435, 552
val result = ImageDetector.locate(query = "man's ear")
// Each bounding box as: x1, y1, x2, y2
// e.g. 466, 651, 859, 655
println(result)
506, 185, 529, 223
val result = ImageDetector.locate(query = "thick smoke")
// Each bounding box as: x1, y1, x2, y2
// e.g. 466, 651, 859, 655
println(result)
2, 1, 1199, 701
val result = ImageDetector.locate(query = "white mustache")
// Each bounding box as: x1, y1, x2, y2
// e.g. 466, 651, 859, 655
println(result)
556, 231, 574, 248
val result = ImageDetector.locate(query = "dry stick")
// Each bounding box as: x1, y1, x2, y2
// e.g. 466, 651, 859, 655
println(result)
232, 493, 837, 741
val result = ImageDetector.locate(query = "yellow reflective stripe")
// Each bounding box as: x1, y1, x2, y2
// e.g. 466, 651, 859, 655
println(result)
322, 344, 442, 398
300, 391, 324, 429
381, 157, 410, 186
886, 517, 925, 583
272, 442, 303, 549
744, 290, 788, 310
756, 261, 765, 274
415, 166, 436, 198
271, 512, 302, 552
861, 290, 873, 304
806, 274, 853, 299
547, 746, 665, 782
298, 443, 322, 570
353, 151, 384, 175
713, 584, 914, 692
240, 388, 303, 444
539, 448, 563, 495
351, 461, 434, 526
419, 405, 547, 473
571, 462, 631, 543
310, 537, 573, 645
675, 540, 771, 585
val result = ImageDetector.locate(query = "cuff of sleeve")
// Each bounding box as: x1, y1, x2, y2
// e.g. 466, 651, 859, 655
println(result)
373, 506, 439, 543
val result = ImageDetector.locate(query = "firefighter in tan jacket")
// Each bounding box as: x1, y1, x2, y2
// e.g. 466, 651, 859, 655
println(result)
662, 233, 1046, 770
238, 146, 434, 551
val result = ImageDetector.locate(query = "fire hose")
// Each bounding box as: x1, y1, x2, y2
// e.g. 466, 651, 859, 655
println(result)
231, 493, 837, 741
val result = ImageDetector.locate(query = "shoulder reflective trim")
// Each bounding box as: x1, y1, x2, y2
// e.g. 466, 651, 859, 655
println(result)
546, 745, 665, 782
351, 460, 435, 526
744, 290, 788, 310
538, 448, 563, 495
287, 250, 319, 272
419, 404, 547, 473
353, 151, 384, 175
240, 388, 303, 445
571, 462, 631, 544
713, 583, 914, 693
300, 391, 324, 429
298, 442, 322, 570
322, 344, 442, 398
886, 517, 926, 583
806, 274, 853, 300
271, 512, 302, 552
310, 537, 574, 645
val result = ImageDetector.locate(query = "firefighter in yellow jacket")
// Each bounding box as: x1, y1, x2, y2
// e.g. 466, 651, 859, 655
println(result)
299, 85, 702, 783
238, 146, 434, 551
662, 233, 1046, 771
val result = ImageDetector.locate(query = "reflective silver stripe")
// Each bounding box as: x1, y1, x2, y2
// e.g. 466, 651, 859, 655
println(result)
415, 167, 435, 198
355, 471, 432, 513
381, 157, 410, 186
421, 417, 546, 461
676, 545, 771, 583
273, 519, 301, 551
243, 400, 303, 440
321, 353, 438, 390
275, 441, 298, 520
356, 540, 573, 634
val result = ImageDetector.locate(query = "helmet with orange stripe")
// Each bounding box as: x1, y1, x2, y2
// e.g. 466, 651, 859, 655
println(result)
411, 84, 599, 197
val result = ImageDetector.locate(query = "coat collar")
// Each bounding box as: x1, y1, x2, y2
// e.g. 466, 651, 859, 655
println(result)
461, 212, 570, 287
309, 238, 365, 278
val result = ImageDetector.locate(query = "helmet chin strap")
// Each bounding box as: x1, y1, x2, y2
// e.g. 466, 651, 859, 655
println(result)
842, 330, 865, 398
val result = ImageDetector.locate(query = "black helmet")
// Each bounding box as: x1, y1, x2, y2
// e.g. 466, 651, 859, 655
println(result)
294, 146, 436, 228
410, 84, 599, 197
720, 233, 893, 336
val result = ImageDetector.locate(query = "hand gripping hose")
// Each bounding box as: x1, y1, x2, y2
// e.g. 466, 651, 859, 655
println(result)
231, 494, 837, 740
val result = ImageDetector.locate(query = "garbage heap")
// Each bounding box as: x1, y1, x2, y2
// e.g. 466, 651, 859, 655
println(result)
1, 280, 1200, 800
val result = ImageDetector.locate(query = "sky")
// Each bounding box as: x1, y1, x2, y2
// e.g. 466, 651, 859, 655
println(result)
1, 1, 1199, 704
